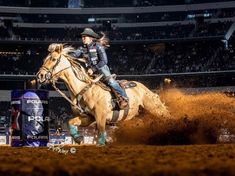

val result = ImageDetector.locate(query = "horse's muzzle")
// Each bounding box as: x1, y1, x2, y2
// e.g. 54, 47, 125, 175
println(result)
36, 71, 51, 84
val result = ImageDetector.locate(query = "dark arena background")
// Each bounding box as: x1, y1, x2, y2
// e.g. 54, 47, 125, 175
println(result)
0, 0, 235, 175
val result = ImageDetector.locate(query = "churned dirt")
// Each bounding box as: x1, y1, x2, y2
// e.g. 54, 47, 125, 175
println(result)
1, 88, 235, 176
115, 89, 235, 145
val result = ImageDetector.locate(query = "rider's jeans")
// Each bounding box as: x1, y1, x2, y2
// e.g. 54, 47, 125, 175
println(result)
98, 65, 128, 99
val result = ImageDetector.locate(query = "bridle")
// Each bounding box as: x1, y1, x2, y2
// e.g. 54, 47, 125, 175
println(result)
37, 51, 103, 115
37, 54, 71, 84
37, 53, 86, 114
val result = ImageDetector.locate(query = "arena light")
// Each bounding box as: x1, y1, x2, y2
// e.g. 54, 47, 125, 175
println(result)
187, 12, 211, 19
187, 14, 195, 19
0, 51, 23, 55
88, 18, 95, 23
204, 13, 211, 17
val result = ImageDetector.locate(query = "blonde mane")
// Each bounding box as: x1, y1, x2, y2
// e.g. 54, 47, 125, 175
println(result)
48, 43, 92, 83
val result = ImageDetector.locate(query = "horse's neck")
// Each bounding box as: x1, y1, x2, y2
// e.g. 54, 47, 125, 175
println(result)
60, 67, 87, 100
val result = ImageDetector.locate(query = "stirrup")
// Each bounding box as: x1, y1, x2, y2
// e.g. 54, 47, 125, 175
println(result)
118, 97, 129, 109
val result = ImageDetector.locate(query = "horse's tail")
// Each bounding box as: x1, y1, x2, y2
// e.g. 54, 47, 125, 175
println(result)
140, 84, 170, 118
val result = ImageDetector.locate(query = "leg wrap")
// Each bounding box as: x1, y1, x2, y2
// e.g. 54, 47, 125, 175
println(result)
69, 124, 83, 143
69, 124, 79, 138
98, 132, 106, 146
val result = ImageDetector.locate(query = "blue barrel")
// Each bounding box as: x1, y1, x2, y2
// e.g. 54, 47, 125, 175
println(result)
10, 90, 49, 147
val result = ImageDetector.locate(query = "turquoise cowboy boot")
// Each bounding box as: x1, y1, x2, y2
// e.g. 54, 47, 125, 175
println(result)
69, 124, 83, 144
97, 131, 106, 146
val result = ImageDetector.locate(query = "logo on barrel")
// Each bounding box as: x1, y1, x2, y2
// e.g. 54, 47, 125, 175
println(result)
27, 116, 50, 122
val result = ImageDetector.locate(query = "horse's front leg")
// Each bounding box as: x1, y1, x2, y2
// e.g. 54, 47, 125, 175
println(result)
68, 117, 83, 144
68, 115, 95, 144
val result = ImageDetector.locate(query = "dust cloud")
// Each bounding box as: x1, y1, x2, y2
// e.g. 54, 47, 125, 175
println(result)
113, 89, 235, 145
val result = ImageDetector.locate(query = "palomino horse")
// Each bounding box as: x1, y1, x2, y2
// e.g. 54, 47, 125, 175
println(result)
37, 43, 170, 146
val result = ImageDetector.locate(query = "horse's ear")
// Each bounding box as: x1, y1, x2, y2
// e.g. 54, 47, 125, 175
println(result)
58, 44, 63, 53
48, 43, 55, 53
54, 44, 63, 53
48, 43, 63, 53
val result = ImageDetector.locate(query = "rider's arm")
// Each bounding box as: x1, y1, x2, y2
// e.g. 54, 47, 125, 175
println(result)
69, 45, 88, 58
69, 48, 83, 58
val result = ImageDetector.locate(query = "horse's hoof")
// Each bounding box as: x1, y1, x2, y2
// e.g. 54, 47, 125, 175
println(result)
105, 136, 114, 143
74, 136, 84, 144
96, 143, 106, 147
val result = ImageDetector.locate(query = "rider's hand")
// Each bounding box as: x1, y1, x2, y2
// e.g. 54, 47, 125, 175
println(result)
87, 68, 93, 76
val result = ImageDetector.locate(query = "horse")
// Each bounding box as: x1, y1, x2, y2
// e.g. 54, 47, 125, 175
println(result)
36, 43, 170, 146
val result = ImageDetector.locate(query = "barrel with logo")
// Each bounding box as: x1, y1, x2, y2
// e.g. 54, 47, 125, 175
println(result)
10, 89, 49, 147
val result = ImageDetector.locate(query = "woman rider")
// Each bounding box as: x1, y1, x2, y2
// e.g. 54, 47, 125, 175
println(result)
71, 28, 129, 109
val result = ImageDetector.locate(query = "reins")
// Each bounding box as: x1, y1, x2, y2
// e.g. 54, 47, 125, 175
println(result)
51, 80, 85, 114
44, 54, 103, 115
38, 48, 104, 115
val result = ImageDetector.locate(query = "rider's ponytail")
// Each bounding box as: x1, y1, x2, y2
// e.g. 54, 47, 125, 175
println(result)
97, 32, 110, 48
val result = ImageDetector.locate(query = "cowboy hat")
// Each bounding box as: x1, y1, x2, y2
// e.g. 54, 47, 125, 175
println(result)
81, 28, 100, 39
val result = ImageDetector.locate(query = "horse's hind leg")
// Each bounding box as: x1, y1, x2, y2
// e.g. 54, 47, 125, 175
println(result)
95, 114, 107, 146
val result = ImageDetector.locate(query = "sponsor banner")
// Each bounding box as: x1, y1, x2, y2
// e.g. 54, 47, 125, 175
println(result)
11, 90, 49, 147
49, 135, 66, 144
0, 136, 6, 144
64, 136, 73, 144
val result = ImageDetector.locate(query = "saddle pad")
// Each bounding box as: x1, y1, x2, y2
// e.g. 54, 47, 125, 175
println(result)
96, 80, 137, 91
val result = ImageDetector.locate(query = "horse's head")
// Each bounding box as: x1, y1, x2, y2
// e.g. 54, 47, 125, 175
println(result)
36, 43, 71, 85
37, 43, 103, 87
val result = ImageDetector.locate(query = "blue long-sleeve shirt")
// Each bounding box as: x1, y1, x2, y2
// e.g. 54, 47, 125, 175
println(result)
71, 42, 108, 72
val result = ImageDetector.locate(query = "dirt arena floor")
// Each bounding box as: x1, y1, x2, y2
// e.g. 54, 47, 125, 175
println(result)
1, 89, 235, 176
0, 144, 235, 176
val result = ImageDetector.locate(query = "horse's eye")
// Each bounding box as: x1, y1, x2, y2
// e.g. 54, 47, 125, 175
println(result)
51, 58, 57, 62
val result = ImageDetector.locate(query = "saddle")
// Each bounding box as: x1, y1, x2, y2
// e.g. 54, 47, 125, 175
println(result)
95, 74, 137, 110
